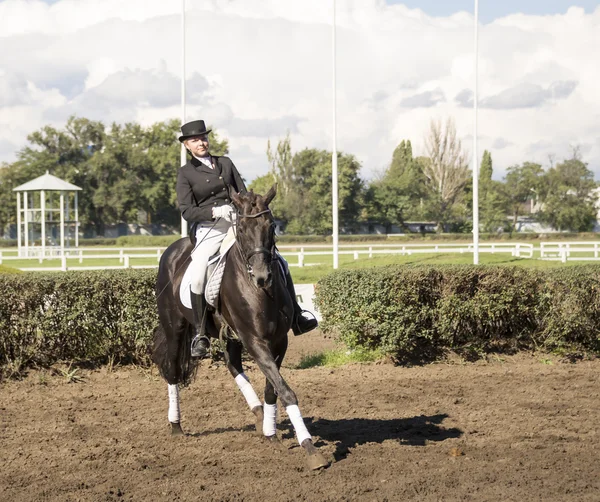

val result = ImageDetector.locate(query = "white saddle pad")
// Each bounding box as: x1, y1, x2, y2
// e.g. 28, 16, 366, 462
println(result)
179, 232, 236, 310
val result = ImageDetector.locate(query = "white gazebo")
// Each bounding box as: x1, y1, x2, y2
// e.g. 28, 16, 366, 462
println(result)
13, 172, 82, 258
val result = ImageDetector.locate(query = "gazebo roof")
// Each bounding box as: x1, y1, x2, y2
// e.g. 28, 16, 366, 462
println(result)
13, 171, 82, 192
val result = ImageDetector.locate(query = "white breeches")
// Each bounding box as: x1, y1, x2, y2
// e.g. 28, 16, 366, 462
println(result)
189, 219, 232, 294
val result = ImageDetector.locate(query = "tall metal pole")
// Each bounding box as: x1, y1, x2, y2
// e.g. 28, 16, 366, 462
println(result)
16, 192, 22, 257
472, 0, 480, 265
41, 190, 46, 259
180, 0, 188, 238
60, 191, 65, 257
331, 0, 339, 269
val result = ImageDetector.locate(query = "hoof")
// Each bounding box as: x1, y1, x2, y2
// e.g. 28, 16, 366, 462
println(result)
170, 422, 184, 436
251, 405, 264, 435
307, 452, 329, 470
264, 434, 287, 453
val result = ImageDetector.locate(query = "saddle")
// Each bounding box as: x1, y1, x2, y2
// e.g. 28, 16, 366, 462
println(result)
179, 228, 288, 311
180, 228, 236, 310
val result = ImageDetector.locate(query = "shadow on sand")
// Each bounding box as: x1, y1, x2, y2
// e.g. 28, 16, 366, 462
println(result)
280, 414, 463, 461
182, 413, 462, 463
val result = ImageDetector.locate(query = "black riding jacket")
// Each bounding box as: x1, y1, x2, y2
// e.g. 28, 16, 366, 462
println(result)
176, 155, 247, 228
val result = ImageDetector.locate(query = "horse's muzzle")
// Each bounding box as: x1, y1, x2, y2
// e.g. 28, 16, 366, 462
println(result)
253, 270, 273, 289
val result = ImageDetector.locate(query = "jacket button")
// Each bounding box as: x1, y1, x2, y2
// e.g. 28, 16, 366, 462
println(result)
213, 202, 217, 205
222, 187, 226, 191
211, 191, 215, 195
219, 176, 223, 180
206, 179, 210, 182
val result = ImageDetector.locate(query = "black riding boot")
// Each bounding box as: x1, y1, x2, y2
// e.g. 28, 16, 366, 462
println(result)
284, 270, 318, 336
190, 291, 210, 358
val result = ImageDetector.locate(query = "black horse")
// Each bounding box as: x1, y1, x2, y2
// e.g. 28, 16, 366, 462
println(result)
152, 185, 328, 470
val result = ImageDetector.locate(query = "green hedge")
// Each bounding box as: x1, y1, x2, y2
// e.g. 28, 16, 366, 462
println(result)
315, 265, 600, 362
115, 235, 181, 247
3, 265, 600, 377
79, 238, 118, 246
0, 270, 157, 379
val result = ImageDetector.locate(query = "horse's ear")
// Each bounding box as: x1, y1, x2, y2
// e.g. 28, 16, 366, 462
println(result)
264, 183, 277, 206
229, 186, 242, 208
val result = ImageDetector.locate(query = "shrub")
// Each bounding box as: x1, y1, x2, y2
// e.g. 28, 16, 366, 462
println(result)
315, 265, 600, 362
116, 235, 181, 247
0, 269, 157, 378
79, 238, 118, 246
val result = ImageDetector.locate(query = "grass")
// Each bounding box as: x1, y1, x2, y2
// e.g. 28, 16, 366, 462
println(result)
295, 348, 383, 369
0, 264, 22, 274
286, 251, 588, 283
2, 243, 599, 284
58, 364, 84, 384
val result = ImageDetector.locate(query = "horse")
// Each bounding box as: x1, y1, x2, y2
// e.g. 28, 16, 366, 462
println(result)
152, 185, 328, 470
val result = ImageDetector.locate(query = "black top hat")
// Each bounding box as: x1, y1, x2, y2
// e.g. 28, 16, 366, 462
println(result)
179, 120, 212, 142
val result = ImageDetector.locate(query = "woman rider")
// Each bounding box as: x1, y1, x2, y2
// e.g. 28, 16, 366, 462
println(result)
176, 120, 318, 358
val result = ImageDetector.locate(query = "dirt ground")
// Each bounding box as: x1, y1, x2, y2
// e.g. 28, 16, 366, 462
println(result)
1, 331, 599, 502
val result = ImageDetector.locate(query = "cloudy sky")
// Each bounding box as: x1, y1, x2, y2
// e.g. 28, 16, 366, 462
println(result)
1, 0, 599, 183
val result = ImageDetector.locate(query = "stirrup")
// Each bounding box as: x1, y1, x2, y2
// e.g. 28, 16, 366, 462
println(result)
292, 310, 318, 336
191, 335, 210, 359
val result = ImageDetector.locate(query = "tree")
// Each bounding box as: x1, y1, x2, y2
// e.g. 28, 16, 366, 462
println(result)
479, 150, 493, 186
0, 116, 106, 235
477, 150, 509, 233
266, 132, 293, 196
0, 116, 231, 236
250, 143, 364, 234
536, 154, 598, 231
364, 140, 426, 232
292, 149, 364, 234
422, 118, 470, 231
503, 162, 543, 230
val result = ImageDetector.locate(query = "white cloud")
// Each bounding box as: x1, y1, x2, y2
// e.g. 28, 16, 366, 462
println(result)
0, 0, 599, 182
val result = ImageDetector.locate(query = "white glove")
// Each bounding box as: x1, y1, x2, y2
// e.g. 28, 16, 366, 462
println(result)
212, 204, 235, 222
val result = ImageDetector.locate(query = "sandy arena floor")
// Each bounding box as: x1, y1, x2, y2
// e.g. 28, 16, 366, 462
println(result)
1, 331, 599, 501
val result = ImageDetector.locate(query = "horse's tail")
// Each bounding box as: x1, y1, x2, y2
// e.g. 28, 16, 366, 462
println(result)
152, 317, 198, 387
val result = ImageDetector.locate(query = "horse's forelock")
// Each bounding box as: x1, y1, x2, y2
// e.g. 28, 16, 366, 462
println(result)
238, 191, 268, 214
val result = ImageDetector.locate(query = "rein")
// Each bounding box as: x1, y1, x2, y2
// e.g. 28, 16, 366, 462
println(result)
237, 209, 271, 219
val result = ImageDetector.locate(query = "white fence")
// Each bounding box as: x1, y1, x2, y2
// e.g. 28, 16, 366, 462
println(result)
281, 242, 534, 267
539, 242, 600, 263
0, 242, 539, 271
0, 247, 163, 272
7, 241, 600, 271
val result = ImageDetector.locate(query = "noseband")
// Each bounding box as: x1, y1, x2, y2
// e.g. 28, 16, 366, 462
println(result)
234, 208, 275, 274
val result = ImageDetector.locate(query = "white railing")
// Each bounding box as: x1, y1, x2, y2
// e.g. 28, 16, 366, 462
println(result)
1, 242, 533, 271
539, 242, 600, 263
7, 241, 600, 271
0, 247, 164, 271
280, 242, 533, 267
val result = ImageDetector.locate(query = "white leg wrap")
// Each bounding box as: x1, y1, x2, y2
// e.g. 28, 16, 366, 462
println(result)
263, 403, 278, 437
285, 404, 312, 445
234, 373, 262, 410
168, 384, 180, 423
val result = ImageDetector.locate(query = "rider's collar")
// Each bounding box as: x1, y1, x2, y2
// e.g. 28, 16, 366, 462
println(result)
191, 154, 213, 169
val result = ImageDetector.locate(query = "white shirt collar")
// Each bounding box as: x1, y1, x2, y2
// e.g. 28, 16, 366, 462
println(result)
193, 154, 213, 168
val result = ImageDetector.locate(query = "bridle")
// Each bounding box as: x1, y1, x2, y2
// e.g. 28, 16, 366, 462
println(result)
233, 208, 276, 276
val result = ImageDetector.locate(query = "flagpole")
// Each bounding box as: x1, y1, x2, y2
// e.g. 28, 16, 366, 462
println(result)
472, 0, 479, 264
180, 0, 188, 237
332, 0, 339, 269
